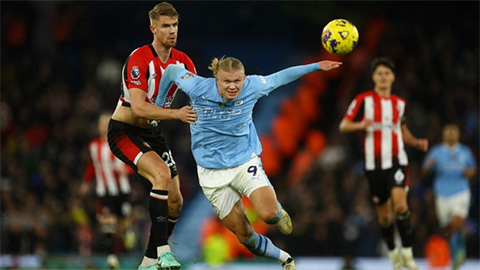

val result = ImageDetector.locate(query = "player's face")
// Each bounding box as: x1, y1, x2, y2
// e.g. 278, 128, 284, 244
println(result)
151, 16, 178, 48
372, 65, 395, 91
216, 69, 246, 101
442, 125, 460, 144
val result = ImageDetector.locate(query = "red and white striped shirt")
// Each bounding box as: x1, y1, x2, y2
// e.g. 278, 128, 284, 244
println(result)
84, 138, 132, 197
344, 91, 409, 171
120, 45, 196, 108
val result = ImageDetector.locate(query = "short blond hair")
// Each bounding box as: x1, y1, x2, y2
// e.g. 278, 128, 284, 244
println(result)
149, 2, 179, 23
208, 57, 244, 77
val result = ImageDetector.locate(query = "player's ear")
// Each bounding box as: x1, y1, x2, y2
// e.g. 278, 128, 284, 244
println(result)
150, 25, 156, 34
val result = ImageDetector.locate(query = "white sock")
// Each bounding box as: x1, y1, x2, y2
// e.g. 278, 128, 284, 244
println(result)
278, 250, 291, 263
157, 244, 171, 256
140, 257, 157, 267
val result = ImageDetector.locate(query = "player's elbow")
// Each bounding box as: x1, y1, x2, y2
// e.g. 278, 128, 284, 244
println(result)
338, 119, 348, 133
130, 103, 144, 118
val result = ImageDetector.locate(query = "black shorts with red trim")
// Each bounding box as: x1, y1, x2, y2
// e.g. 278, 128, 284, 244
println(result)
364, 165, 409, 205
107, 119, 178, 178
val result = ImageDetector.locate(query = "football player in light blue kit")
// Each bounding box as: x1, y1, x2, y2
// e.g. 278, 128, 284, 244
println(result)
422, 124, 477, 270
155, 57, 342, 269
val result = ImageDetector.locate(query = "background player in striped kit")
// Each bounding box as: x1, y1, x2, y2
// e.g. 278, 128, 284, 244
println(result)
80, 111, 133, 269
339, 57, 428, 270
422, 124, 477, 270
107, 2, 197, 270
155, 57, 342, 270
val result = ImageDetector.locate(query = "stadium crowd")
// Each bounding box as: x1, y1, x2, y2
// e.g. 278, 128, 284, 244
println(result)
1, 1, 478, 267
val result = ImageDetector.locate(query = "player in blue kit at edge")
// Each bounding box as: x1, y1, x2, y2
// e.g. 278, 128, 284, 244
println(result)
155, 57, 342, 269
422, 124, 477, 270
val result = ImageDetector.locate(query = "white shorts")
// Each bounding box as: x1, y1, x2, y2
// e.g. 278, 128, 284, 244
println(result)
435, 190, 471, 228
197, 155, 272, 219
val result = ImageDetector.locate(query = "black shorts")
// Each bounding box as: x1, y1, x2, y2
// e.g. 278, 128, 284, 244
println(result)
365, 165, 409, 205
107, 119, 178, 178
97, 194, 131, 218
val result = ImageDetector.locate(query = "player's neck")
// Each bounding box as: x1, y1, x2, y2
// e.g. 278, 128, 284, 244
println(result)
445, 141, 458, 148
151, 42, 172, 63
374, 87, 391, 98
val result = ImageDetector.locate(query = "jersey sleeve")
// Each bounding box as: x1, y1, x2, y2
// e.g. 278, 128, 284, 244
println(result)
124, 48, 149, 92
464, 146, 477, 168
155, 64, 199, 107
255, 63, 321, 96
344, 95, 364, 121
183, 54, 197, 75
422, 147, 438, 170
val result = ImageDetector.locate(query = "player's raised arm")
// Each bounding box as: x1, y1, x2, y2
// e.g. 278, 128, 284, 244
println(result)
260, 60, 342, 94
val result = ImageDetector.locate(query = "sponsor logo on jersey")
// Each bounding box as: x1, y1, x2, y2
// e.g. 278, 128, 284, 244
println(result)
131, 80, 141, 85
131, 66, 140, 79
181, 72, 194, 79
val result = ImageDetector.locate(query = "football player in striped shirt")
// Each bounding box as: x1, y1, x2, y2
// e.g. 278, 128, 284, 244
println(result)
339, 57, 428, 270
422, 124, 477, 270
155, 56, 342, 270
80, 112, 133, 269
108, 2, 197, 270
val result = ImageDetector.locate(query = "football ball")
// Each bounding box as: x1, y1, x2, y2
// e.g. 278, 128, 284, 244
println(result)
321, 19, 359, 55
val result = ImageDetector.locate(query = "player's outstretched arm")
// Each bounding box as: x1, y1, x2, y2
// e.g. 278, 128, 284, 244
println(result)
318, 60, 342, 71
339, 118, 373, 133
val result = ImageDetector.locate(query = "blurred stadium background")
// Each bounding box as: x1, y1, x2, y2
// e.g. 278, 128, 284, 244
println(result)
1, 1, 479, 269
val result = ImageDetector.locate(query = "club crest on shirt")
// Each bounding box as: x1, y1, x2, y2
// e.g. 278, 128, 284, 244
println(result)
234, 99, 243, 106
181, 72, 194, 79
131, 66, 140, 79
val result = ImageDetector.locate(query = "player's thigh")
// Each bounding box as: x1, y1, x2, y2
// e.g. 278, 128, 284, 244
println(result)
202, 185, 243, 221
137, 151, 170, 188
391, 186, 408, 213
249, 186, 279, 221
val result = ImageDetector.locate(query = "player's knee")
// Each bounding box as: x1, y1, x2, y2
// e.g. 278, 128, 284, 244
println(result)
378, 215, 393, 226
259, 208, 279, 223
149, 169, 171, 188
168, 194, 183, 214
393, 202, 408, 215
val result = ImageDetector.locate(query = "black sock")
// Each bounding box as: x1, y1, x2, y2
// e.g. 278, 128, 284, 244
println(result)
379, 223, 396, 250
144, 227, 157, 259
396, 210, 413, 247
103, 233, 115, 254
149, 190, 169, 247
167, 216, 178, 238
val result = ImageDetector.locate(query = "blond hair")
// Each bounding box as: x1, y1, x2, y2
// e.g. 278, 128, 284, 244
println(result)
149, 2, 179, 23
208, 57, 245, 77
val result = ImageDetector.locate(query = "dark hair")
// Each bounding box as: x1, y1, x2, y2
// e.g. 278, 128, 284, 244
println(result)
370, 57, 395, 74
149, 2, 179, 22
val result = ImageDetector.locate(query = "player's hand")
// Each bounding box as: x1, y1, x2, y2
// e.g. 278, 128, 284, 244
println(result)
177, 105, 197, 125
360, 118, 373, 130
318, 60, 342, 71
416, 138, 428, 152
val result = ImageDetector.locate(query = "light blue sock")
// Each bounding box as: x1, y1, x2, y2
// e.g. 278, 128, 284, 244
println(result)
241, 231, 281, 259
449, 231, 459, 261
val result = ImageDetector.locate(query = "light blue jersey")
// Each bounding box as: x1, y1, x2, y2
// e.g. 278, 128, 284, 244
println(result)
155, 63, 320, 168
422, 143, 476, 197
